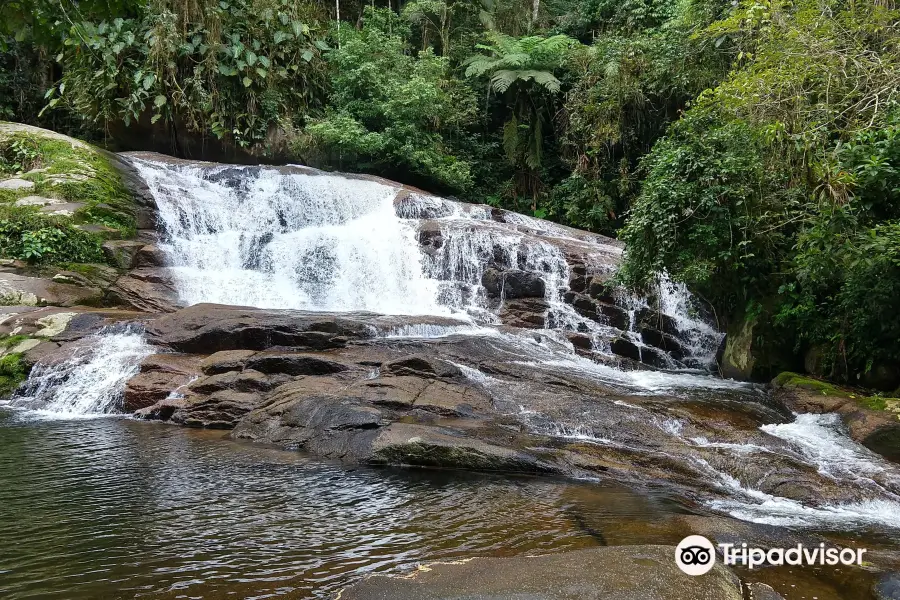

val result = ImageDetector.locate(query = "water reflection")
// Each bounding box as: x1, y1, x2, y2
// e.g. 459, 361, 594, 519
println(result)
0, 411, 689, 599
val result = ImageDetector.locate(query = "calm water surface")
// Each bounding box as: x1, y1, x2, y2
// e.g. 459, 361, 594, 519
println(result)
0, 410, 694, 599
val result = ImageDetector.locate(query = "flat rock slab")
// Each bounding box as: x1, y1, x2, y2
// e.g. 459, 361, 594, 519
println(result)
39, 202, 85, 216
0, 178, 35, 190
0, 272, 101, 306
337, 545, 743, 600
14, 195, 60, 207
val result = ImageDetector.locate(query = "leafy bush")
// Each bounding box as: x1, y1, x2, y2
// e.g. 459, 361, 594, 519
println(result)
0, 353, 26, 397
301, 8, 477, 192
0, 208, 104, 264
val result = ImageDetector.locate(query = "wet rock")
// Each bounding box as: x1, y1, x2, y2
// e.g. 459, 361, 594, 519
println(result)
772, 372, 900, 463
124, 353, 201, 411
636, 308, 680, 337
188, 369, 283, 395
125, 371, 188, 411
371, 423, 548, 473
611, 337, 641, 362
587, 277, 616, 303
146, 304, 462, 353
498, 298, 548, 329
134, 397, 186, 421
481, 268, 545, 299
639, 345, 673, 369
233, 386, 383, 458
172, 390, 262, 429
102, 240, 147, 269
132, 244, 167, 268
14, 195, 59, 207
107, 268, 180, 313
200, 350, 258, 374
564, 291, 597, 318
244, 352, 350, 376
382, 355, 461, 379
640, 326, 687, 360
597, 303, 629, 330
567, 332, 593, 351
746, 583, 786, 600
568, 274, 587, 293
338, 545, 743, 600
875, 572, 900, 600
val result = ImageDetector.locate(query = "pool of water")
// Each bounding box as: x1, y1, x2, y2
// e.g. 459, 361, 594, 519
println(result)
0, 410, 699, 599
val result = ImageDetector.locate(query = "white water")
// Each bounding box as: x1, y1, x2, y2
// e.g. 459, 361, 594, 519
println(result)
10, 328, 154, 417
133, 161, 447, 315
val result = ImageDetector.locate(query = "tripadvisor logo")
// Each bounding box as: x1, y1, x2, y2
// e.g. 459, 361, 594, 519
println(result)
675, 535, 716, 576
675, 535, 868, 576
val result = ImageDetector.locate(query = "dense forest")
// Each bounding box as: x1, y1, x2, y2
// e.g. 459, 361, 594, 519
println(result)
2, 0, 900, 387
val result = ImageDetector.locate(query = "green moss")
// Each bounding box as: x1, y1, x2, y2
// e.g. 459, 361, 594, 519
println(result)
0, 334, 28, 349
0, 353, 26, 397
774, 371, 900, 412
0, 131, 137, 243
772, 371, 849, 396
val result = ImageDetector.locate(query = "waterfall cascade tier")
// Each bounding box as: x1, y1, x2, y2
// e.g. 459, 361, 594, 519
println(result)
128, 155, 722, 371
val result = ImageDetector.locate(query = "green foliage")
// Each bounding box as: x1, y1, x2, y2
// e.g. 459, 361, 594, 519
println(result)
43, 0, 328, 149
0, 353, 25, 397
0, 207, 105, 264
0, 136, 41, 173
302, 8, 477, 192
621, 0, 900, 380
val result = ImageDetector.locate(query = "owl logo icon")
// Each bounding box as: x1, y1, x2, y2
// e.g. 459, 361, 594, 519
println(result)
675, 535, 716, 575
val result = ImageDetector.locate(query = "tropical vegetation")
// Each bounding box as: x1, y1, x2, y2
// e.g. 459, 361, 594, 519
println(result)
2, 0, 900, 384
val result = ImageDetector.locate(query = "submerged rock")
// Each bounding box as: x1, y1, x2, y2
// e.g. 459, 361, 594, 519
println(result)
337, 545, 743, 600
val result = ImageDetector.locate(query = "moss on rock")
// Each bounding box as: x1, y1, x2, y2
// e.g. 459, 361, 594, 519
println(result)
0, 123, 138, 267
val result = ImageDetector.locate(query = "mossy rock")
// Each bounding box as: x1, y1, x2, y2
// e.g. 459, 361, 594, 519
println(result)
0, 122, 139, 267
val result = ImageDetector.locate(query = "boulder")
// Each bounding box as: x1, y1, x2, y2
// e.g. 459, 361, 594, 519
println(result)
200, 350, 258, 374
481, 268, 546, 299
371, 422, 548, 472
188, 369, 285, 395
171, 390, 262, 429
107, 268, 180, 313
244, 352, 350, 376
0, 272, 102, 307
124, 353, 202, 411
145, 304, 463, 353
498, 298, 548, 329
611, 337, 641, 362
596, 302, 629, 330
587, 277, 616, 303
337, 545, 743, 600
132, 244, 167, 268
102, 240, 147, 270
640, 326, 687, 360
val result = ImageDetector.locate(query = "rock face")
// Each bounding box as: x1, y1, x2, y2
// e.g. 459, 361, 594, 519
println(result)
337, 545, 744, 600
128, 304, 874, 512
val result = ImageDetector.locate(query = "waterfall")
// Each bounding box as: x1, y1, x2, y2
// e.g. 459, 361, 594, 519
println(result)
10, 327, 154, 417
131, 161, 447, 316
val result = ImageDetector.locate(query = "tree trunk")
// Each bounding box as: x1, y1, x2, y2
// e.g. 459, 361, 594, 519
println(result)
531, 0, 539, 31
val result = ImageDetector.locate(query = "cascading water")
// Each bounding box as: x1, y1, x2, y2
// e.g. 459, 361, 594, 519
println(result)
132, 161, 446, 315
9, 326, 154, 417
13, 154, 898, 535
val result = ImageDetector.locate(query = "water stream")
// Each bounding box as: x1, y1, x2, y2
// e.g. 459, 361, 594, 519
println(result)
4, 157, 900, 598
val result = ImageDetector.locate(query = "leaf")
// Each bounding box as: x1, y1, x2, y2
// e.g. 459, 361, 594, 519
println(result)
154, 94, 167, 107
258, 55, 270, 68
301, 49, 314, 62
255, 67, 268, 78
245, 51, 257, 66
242, 76, 252, 87
142, 74, 156, 90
